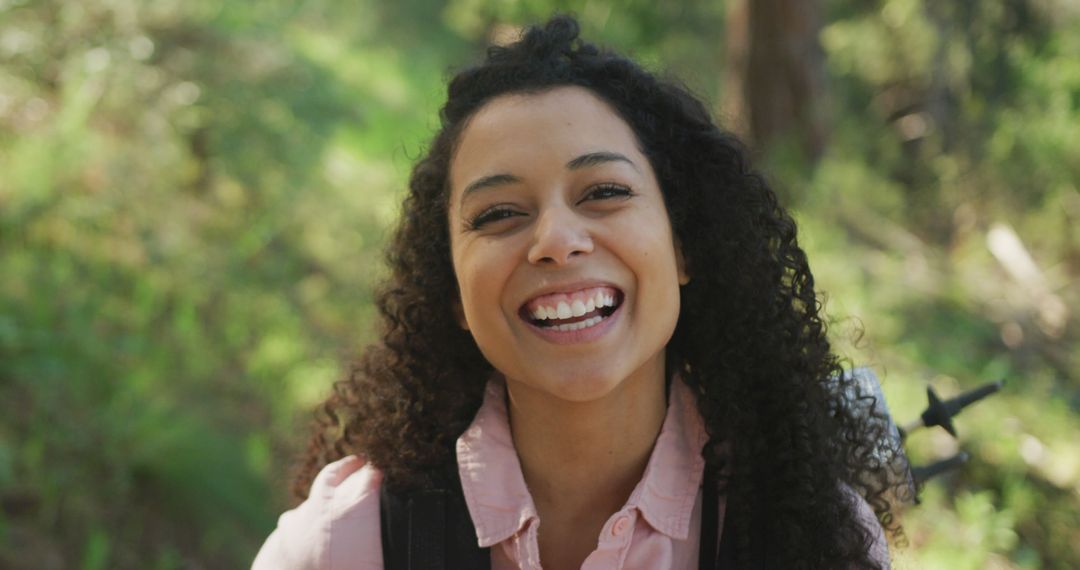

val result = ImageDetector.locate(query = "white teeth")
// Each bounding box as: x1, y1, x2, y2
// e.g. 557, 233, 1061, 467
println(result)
552, 315, 604, 332
589, 292, 616, 309
528, 290, 620, 322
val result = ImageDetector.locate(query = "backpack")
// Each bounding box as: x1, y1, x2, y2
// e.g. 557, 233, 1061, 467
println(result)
379, 466, 739, 569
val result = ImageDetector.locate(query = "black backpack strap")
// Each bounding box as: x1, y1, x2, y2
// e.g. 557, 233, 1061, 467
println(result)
443, 471, 491, 570
699, 467, 719, 570
700, 466, 741, 569
380, 469, 491, 570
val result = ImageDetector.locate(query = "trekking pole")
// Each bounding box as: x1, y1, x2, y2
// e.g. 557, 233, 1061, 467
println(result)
910, 452, 970, 486
899, 380, 1004, 440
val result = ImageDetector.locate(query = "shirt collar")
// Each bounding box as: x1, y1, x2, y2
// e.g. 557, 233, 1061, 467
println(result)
455, 375, 710, 546
630, 376, 709, 539
456, 377, 537, 547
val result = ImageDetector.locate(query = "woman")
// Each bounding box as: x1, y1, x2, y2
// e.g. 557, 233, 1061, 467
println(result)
254, 15, 898, 569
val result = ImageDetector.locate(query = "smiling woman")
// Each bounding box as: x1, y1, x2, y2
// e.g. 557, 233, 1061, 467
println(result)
450, 87, 688, 407
253, 15, 900, 570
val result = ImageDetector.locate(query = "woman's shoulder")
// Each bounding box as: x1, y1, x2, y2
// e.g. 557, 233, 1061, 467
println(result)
251, 456, 385, 570
842, 483, 891, 569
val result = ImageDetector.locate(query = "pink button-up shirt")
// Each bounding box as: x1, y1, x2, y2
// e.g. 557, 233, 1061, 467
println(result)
253, 378, 888, 569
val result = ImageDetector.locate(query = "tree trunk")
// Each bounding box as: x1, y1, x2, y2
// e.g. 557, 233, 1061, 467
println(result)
723, 0, 829, 162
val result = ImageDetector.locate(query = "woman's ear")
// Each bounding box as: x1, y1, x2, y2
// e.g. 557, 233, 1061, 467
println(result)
675, 238, 691, 286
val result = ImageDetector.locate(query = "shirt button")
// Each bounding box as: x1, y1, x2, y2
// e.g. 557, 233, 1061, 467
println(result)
612, 516, 630, 536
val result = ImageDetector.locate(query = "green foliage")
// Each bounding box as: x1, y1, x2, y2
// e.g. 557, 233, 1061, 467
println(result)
807, 0, 1080, 566
1, 0, 1077, 567
0, 0, 436, 565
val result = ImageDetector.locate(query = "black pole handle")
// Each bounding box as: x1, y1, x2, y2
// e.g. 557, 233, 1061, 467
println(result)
907, 379, 1004, 438
910, 452, 970, 486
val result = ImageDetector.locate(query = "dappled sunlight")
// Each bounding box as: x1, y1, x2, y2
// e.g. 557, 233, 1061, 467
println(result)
1, 0, 1076, 567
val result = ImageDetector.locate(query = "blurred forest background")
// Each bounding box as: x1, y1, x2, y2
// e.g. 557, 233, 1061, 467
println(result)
1, 0, 1078, 568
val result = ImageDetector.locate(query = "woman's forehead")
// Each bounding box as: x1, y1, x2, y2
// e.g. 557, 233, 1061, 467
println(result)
448, 86, 646, 193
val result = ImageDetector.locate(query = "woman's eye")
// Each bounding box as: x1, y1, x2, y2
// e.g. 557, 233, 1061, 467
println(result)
583, 184, 633, 202
468, 207, 521, 229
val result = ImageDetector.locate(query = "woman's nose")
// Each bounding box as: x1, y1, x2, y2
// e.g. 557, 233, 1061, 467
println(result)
527, 207, 594, 265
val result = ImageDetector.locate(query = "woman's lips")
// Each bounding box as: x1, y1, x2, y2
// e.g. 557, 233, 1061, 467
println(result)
522, 285, 621, 318
520, 289, 626, 343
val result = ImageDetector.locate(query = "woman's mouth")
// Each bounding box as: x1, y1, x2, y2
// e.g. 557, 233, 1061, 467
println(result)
518, 286, 624, 332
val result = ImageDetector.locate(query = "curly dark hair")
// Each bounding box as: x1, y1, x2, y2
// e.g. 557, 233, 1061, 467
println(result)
293, 15, 903, 568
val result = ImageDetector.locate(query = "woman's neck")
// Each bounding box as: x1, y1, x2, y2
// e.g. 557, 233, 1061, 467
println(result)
505, 357, 668, 523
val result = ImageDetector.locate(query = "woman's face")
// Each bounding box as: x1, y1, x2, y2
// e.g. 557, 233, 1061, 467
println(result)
447, 86, 688, 403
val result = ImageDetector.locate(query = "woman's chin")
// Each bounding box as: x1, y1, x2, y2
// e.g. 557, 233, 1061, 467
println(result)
506, 368, 629, 404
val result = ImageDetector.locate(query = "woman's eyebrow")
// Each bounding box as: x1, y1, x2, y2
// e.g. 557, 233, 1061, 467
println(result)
461, 173, 522, 204
459, 151, 639, 207
565, 150, 639, 172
